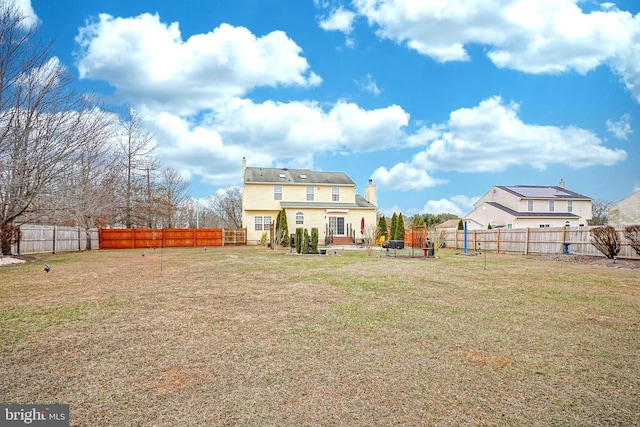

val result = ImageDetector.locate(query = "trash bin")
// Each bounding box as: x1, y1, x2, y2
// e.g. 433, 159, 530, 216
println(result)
425, 239, 434, 257
388, 240, 404, 249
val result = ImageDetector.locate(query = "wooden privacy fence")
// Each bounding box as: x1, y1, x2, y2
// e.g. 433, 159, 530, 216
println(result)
98, 228, 246, 249
11, 225, 99, 255
443, 226, 639, 259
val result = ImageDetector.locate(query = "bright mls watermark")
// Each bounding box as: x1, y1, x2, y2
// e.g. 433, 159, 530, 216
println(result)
1, 405, 69, 426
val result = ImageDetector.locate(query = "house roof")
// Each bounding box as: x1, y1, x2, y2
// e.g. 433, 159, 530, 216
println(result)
280, 195, 375, 210
485, 202, 580, 218
435, 219, 462, 229
612, 189, 640, 206
498, 185, 590, 200
244, 167, 355, 186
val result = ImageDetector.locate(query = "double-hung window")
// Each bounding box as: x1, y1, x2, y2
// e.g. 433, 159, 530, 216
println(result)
254, 216, 272, 231
296, 211, 304, 225
527, 200, 533, 212
332, 186, 339, 202
549, 200, 555, 212
306, 186, 314, 201
567, 200, 573, 212
274, 185, 282, 201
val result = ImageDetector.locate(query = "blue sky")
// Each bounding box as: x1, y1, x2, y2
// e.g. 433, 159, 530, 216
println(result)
24, 0, 640, 217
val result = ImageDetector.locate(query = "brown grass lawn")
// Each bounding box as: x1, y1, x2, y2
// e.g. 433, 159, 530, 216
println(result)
1, 246, 638, 426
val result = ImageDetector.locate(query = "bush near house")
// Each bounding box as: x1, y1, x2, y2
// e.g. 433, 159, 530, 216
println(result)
295, 228, 303, 254
311, 228, 319, 254
590, 226, 621, 259
302, 229, 310, 254
623, 225, 640, 256
0, 224, 21, 255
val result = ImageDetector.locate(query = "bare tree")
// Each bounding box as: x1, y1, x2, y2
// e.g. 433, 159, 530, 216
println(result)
207, 186, 242, 228
114, 105, 158, 228
154, 167, 189, 228
53, 108, 119, 248
590, 200, 612, 226
0, 1, 108, 253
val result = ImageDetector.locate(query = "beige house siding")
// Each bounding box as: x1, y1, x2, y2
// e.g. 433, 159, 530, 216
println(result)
609, 190, 640, 226
464, 185, 592, 229
242, 161, 376, 245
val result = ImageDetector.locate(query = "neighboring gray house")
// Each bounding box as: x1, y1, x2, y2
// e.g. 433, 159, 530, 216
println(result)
608, 190, 640, 226
464, 182, 592, 229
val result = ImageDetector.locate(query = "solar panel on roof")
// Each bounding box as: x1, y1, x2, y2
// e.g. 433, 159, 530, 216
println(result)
506, 186, 571, 198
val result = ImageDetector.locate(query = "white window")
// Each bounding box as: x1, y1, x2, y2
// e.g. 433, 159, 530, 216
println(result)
296, 211, 304, 225
548, 200, 554, 212
567, 200, 573, 212
306, 186, 314, 201
274, 185, 282, 201
254, 216, 272, 231
332, 186, 339, 201
527, 200, 533, 212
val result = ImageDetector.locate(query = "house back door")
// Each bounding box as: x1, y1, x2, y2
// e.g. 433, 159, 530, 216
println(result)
329, 216, 346, 236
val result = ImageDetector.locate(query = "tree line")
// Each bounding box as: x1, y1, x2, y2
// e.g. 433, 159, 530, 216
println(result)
0, 1, 241, 254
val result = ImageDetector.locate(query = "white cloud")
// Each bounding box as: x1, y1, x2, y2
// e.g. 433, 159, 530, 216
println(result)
319, 6, 356, 34
355, 74, 381, 95
372, 96, 626, 192
75, 13, 321, 115
142, 98, 409, 184
13, 0, 39, 28
414, 96, 627, 172
211, 98, 408, 155
351, 0, 640, 102
370, 163, 447, 191
606, 114, 633, 140
422, 196, 477, 217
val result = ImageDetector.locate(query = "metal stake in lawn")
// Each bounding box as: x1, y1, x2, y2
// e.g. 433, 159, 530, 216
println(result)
152, 231, 164, 271
478, 242, 486, 270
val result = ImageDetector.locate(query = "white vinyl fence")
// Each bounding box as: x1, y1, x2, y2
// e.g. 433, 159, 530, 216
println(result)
11, 225, 99, 255
441, 226, 639, 260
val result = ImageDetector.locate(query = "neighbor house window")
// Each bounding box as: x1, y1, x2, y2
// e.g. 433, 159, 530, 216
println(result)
567, 200, 573, 212
332, 186, 339, 201
527, 200, 533, 212
254, 216, 272, 231
306, 186, 314, 201
539, 224, 550, 228
548, 200, 554, 212
274, 185, 282, 201
296, 211, 304, 225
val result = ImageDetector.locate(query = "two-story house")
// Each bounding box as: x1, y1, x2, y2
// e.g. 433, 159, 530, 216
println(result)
241, 158, 377, 245
608, 190, 640, 226
463, 181, 592, 229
